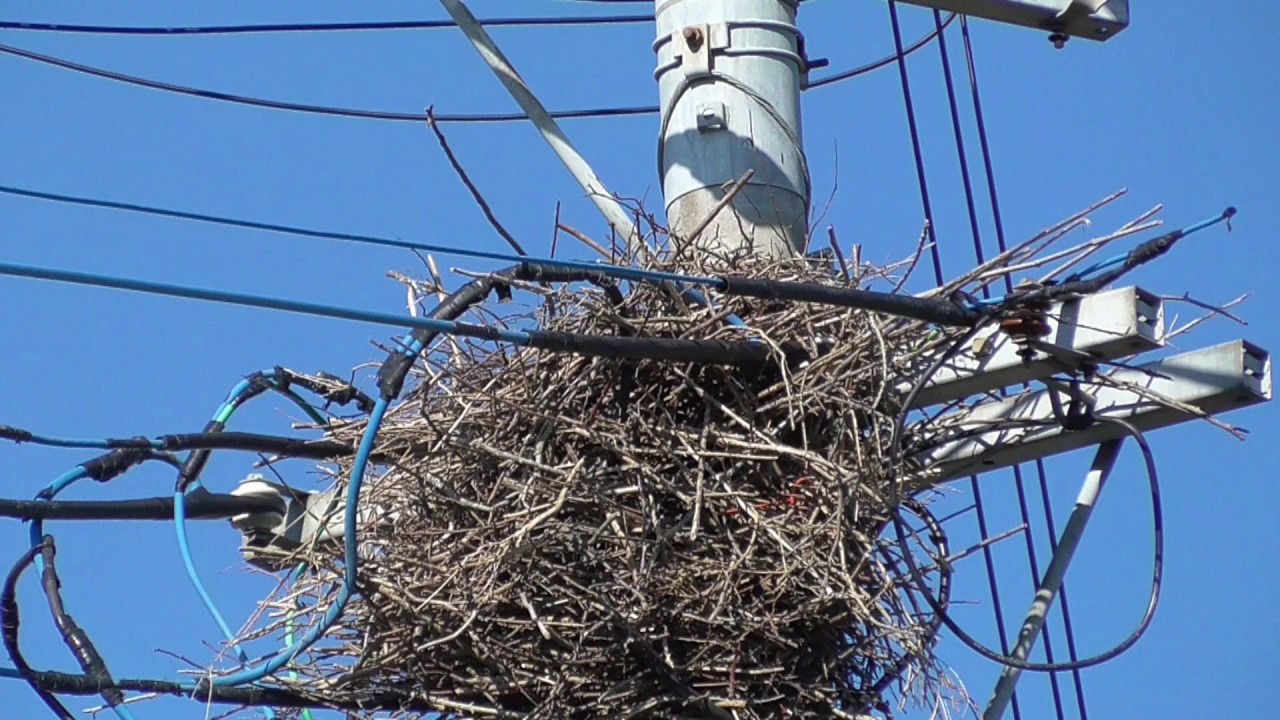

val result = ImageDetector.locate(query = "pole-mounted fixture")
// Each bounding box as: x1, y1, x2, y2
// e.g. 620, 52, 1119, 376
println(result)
655, 0, 811, 259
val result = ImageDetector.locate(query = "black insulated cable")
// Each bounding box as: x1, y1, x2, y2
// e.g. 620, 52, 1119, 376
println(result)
889, 333, 1166, 672
526, 331, 772, 366
1, 541, 75, 719
160, 431, 349, 456
0, 489, 285, 521
38, 536, 126, 710
170, 431, 361, 492
718, 276, 981, 326
80, 447, 163, 482
0, 42, 657, 124
0, 15, 654, 35
176, 419, 225, 491
378, 263, 623, 400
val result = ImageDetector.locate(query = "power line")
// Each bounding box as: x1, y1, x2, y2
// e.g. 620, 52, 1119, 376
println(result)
0, 42, 654, 124
807, 12, 955, 89
0, 14, 653, 35
0, 16, 953, 125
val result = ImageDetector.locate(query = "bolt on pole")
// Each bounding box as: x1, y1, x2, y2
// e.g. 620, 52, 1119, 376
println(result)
654, 0, 810, 259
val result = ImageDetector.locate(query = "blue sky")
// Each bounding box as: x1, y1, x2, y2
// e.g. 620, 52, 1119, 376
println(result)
1, 1, 1276, 718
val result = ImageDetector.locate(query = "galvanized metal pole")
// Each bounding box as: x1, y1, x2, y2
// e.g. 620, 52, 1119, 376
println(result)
654, 0, 810, 259
438, 0, 640, 242
982, 438, 1124, 720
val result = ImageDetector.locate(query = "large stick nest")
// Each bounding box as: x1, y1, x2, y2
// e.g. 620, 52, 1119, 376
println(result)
258, 252, 960, 719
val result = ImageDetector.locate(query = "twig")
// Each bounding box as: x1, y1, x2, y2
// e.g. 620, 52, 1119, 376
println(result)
685, 170, 756, 246
426, 105, 527, 256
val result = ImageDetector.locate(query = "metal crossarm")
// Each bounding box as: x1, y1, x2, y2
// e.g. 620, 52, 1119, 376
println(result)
908, 286, 1164, 409
894, 0, 1130, 42
912, 340, 1272, 486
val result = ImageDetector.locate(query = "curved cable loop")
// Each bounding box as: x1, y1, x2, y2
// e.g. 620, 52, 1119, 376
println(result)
889, 330, 1165, 672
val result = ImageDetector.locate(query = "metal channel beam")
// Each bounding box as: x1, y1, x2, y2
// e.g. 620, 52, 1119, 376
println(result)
909, 286, 1164, 409
912, 340, 1272, 486
894, 0, 1129, 42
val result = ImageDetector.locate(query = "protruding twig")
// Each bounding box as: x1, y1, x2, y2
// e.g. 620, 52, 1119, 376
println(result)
426, 105, 528, 256
827, 226, 851, 283
685, 170, 754, 245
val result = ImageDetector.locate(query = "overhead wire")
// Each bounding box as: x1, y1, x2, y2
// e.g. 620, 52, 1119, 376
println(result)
807, 12, 955, 89
1, 541, 75, 719
36, 538, 136, 720
953, 13, 1081, 715
883, 4, 1020, 715
929, 9, 1067, 716
0, 14, 950, 125
1, 428, 363, 462
0, 491, 283, 522
0, 15, 654, 35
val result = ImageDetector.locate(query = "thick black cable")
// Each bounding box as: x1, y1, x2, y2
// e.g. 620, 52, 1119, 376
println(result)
176, 419, 228, 491
719, 276, 979, 326
70, 448, 181, 484
0, 489, 285, 521
38, 537, 126, 710
62, 431, 357, 459
378, 263, 618, 401
0, 15, 653, 35
1, 541, 75, 719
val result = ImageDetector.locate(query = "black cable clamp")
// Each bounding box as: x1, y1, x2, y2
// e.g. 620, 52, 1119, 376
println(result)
79, 445, 153, 483
996, 283, 1055, 362
1048, 375, 1096, 432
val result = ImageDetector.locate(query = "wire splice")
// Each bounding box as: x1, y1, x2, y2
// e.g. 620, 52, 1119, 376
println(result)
1, 541, 75, 719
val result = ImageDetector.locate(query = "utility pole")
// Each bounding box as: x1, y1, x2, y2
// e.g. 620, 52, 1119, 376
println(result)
654, 0, 810, 259
652, 0, 1131, 261
224, 4, 1276, 717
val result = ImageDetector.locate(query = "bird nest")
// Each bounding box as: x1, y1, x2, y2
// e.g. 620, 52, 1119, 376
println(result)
248, 250, 966, 720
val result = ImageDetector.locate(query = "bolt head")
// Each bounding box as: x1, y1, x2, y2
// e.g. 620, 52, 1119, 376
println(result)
683, 27, 704, 50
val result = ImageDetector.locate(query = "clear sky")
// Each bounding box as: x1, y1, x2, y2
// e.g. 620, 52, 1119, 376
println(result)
1, 1, 1276, 718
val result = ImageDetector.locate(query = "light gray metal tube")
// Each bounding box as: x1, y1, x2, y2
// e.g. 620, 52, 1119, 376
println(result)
437, 0, 640, 242
655, 0, 809, 258
982, 438, 1123, 720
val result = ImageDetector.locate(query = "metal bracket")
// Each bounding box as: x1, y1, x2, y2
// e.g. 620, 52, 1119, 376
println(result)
695, 101, 728, 132
911, 340, 1272, 487
894, 0, 1129, 42
677, 23, 730, 79
907, 286, 1164, 409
